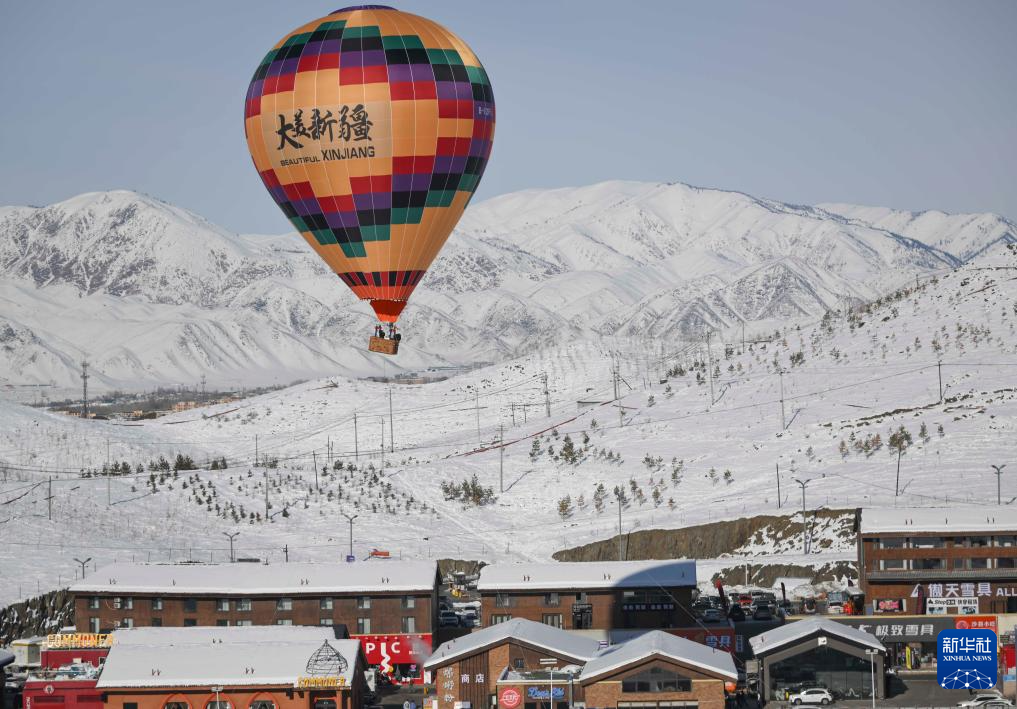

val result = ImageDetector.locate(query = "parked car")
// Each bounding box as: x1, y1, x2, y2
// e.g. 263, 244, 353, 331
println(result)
751, 605, 773, 621
788, 687, 834, 705
727, 604, 746, 622
460, 610, 479, 627
438, 610, 460, 627
826, 601, 844, 614
737, 594, 754, 608
958, 693, 1013, 707
702, 608, 722, 623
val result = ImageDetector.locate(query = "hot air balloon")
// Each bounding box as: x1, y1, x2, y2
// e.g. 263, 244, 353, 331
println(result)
244, 5, 495, 355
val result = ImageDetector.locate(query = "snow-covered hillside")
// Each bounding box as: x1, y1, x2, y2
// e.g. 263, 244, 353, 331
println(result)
5, 181, 1012, 392
2, 241, 1016, 606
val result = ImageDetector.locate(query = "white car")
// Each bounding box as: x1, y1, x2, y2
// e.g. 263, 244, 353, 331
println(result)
788, 687, 834, 705
957, 693, 1013, 708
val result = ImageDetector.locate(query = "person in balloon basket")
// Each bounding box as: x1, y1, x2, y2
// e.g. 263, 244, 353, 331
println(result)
388, 324, 401, 342
374, 324, 385, 339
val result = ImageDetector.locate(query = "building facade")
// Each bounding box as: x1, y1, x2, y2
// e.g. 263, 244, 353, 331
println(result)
858, 508, 1017, 615
478, 561, 697, 631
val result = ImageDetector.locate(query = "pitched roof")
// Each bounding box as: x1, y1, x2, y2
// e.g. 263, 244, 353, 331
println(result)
96, 626, 359, 689
477, 560, 696, 591
579, 631, 737, 682
860, 507, 1015, 534
423, 618, 601, 669
70, 561, 437, 595
749, 617, 885, 656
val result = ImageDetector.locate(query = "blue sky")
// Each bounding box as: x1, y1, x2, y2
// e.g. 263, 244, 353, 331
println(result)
1, 1, 1015, 232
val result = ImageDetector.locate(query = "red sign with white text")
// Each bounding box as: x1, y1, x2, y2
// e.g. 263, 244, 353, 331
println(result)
954, 616, 997, 634
352, 633, 432, 684
499, 688, 522, 709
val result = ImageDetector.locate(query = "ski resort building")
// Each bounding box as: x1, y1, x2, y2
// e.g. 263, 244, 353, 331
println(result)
858, 508, 1017, 615
477, 561, 697, 631
424, 619, 735, 709
95, 626, 365, 709
69, 561, 438, 684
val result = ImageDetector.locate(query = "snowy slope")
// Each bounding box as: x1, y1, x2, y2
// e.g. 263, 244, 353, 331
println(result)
2, 242, 1016, 606
1, 181, 996, 392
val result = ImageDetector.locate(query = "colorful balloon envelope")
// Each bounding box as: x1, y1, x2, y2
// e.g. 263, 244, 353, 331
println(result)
244, 5, 495, 325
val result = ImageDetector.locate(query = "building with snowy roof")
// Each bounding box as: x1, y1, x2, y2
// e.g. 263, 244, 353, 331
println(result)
477, 560, 697, 632
857, 507, 1017, 615
750, 617, 885, 702
95, 625, 365, 709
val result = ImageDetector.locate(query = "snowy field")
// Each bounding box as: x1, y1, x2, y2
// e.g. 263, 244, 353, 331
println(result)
1, 243, 1016, 606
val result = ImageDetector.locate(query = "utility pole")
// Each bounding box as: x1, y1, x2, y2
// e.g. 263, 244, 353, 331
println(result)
895, 448, 903, 497
312, 450, 319, 490
991, 464, 1006, 505
200, 373, 206, 400
612, 363, 620, 401
283, 544, 289, 562
617, 500, 624, 561
475, 388, 481, 442
353, 413, 359, 462
778, 369, 787, 431
80, 360, 89, 419
542, 373, 551, 417
380, 417, 385, 468
705, 331, 715, 405
47, 476, 53, 520
793, 478, 812, 554
223, 531, 239, 562
264, 470, 269, 520
510, 403, 516, 427
342, 513, 358, 560
74, 557, 92, 579
776, 463, 781, 508
388, 388, 395, 452
499, 424, 505, 493
937, 360, 943, 403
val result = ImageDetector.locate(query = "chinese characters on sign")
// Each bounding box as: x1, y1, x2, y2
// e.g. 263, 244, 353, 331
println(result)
276, 105, 373, 150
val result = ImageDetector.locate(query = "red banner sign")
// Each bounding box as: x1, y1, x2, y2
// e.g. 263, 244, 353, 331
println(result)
352, 634, 432, 672
954, 616, 997, 634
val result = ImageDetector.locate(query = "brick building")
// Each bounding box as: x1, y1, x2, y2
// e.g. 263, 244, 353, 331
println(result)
857, 508, 1017, 614
69, 561, 438, 683
477, 561, 697, 631
423, 619, 735, 709
96, 626, 365, 709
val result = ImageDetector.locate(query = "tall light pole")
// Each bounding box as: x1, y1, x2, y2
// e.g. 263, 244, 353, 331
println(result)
342, 513, 358, 560
616, 498, 624, 561
793, 478, 812, 555
74, 557, 92, 579
992, 464, 1006, 505
865, 648, 878, 707
223, 532, 239, 562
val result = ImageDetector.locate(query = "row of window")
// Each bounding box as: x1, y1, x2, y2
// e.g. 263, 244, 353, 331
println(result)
124, 699, 336, 709
92, 596, 416, 612
877, 535, 1017, 549
879, 557, 1017, 570
89, 616, 416, 633
489, 613, 564, 628
494, 592, 587, 608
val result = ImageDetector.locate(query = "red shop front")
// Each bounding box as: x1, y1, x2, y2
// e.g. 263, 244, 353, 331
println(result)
23, 678, 102, 709
353, 633, 432, 685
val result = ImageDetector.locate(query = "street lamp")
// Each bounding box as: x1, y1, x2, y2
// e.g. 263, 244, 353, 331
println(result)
74, 557, 92, 579
991, 464, 1006, 505
539, 659, 557, 709
864, 649, 879, 708
793, 478, 812, 554
223, 532, 239, 563
342, 513, 358, 560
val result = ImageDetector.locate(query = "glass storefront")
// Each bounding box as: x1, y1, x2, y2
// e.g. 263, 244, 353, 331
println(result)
768, 646, 876, 701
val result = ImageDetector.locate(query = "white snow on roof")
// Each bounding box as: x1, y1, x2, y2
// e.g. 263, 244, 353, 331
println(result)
477, 560, 696, 591
750, 617, 885, 656
860, 507, 1016, 534
424, 618, 601, 669
70, 561, 437, 595
580, 630, 736, 682
97, 626, 358, 689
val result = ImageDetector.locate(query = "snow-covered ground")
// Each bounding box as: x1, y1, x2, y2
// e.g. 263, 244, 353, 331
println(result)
1, 242, 1016, 606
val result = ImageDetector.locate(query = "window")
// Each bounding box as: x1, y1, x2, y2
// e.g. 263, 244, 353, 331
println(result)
206, 702, 231, 709
216, 599, 230, 612
513, 658, 525, 671
314, 701, 336, 709
250, 702, 275, 709
971, 558, 991, 569
235, 620, 253, 627
164, 703, 189, 709
357, 617, 371, 633
495, 593, 510, 607
490, 614, 512, 625
113, 597, 133, 610
575, 592, 587, 602
320, 598, 333, 610
216, 620, 230, 627
401, 596, 415, 609
968, 536, 991, 548
320, 618, 333, 626
357, 596, 371, 609
879, 537, 907, 549
995, 535, 1017, 547
124, 704, 138, 709
151, 618, 163, 627
89, 617, 100, 633
912, 537, 944, 549
541, 613, 563, 628
998, 557, 1017, 569
121, 618, 134, 628
236, 599, 252, 612
88, 597, 100, 610
184, 618, 197, 627
880, 558, 907, 570
621, 667, 692, 693
913, 558, 945, 570
544, 593, 560, 607
152, 598, 164, 611
402, 616, 416, 633
276, 598, 293, 611
183, 598, 197, 612
276, 619, 293, 626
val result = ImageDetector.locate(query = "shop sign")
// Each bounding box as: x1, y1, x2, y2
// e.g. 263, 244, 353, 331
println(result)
954, 616, 997, 633
353, 633, 432, 674
910, 582, 1017, 599
927, 597, 978, 615
873, 599, 905, 613
526, 688, 565, 700
498, 688, 521, 709
832, 616, 954, 641
296, 676, 347, 689
621, 603, 675, 612
46, 634, 113, 649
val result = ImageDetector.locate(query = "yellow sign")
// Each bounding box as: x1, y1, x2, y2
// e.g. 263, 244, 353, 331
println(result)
46, 634, 114, 649
296, 677, 347, 689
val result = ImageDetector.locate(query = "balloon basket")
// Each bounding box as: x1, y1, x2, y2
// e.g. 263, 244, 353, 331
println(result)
369, 337, 399, 355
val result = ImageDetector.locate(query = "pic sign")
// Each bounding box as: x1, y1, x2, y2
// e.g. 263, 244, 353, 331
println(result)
937, 629, 997, 690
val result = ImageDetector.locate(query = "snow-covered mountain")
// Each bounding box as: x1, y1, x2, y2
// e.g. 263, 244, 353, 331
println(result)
2, 182, 1012, 392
